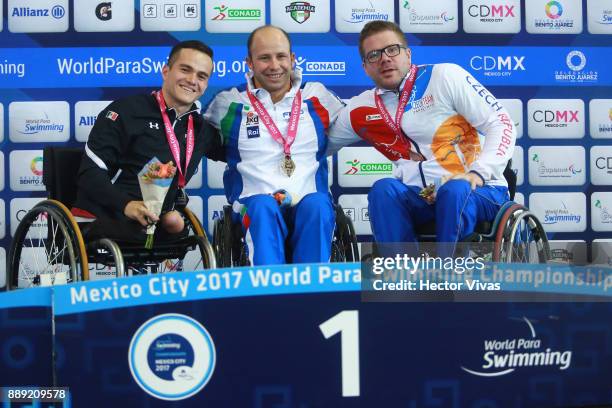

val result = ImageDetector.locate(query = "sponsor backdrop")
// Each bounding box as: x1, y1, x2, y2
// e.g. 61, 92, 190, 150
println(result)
1, 0, 612, 284
1, 263, 612, 406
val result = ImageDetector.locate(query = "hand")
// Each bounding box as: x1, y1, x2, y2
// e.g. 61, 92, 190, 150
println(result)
448, 172, 484, 190
124, 201, 159, 227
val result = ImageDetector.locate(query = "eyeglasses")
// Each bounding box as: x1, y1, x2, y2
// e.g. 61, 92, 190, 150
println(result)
364, 44, 407, 64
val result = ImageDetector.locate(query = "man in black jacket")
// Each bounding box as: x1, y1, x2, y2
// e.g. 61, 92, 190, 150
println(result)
73, 40, 224, 241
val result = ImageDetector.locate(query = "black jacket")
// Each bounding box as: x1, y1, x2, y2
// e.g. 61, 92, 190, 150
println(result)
74, 93, 224, 219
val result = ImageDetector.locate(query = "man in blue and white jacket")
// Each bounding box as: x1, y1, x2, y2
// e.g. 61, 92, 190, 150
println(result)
205, 25, 344, 265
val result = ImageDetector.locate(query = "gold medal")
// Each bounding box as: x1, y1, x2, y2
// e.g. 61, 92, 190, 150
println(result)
281, 155, 296, 177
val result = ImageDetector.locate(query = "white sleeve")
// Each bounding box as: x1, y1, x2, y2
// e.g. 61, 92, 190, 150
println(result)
326, 104, 361, 156
439, 63, 516, 182
203, 89, 234, 130
309, 82, 346, 127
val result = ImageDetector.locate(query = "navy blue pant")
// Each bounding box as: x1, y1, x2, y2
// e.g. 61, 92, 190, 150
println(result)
239, 192, 335, 266
368, 178, 509, 256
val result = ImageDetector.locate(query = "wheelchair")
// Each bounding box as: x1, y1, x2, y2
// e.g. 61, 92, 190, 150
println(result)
212, 203, 359, 267
414, 161, 550, 263
6, 147, 216, 290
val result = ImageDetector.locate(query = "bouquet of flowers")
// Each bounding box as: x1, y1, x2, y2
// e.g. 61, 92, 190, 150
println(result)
138, 157, 177, 249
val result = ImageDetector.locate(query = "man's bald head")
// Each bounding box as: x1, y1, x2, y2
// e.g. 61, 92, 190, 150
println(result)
247, 25, 292, 57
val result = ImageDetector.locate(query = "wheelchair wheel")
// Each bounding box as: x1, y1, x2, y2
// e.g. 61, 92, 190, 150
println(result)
494, 204, 550, 263
152, 236, 213, 273
231, 212, 250, 267
7, 200, 87, 290
86, 238, 126, 278
332, 206, 359, 262
183, 207, 216, 270
212, 217, 225, 267
332, 206, 360, 262
212, 206, 233, 267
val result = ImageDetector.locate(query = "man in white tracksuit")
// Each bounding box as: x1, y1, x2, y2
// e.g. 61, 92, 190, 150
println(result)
205, 25, 344, 265
328, 21, 516, 256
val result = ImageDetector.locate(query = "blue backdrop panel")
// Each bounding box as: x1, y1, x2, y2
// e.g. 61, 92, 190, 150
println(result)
0, 287, 54, 386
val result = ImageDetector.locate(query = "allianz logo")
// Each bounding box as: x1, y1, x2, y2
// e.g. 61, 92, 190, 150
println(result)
12, 6, 66, 19
79, 115, 98, 126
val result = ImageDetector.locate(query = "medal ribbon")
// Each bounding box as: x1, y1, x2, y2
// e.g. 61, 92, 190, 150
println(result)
374, 64, 418, 153
246, 88, 302, 157
154, 91, 194, 188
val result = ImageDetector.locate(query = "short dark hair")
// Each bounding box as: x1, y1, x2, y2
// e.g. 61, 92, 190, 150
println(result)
359, 21, 407, 59
247, 25, 292, 57
168, 40, 213, 66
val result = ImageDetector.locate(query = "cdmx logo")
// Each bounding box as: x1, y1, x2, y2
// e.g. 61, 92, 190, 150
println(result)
30, 156, 43, 176
467, 4, 516, 18
16, 209, 48, 223
545, 1, 563, 19
595, 156, 612, 174
532, 109, 579, 124
469, 55, 525, 72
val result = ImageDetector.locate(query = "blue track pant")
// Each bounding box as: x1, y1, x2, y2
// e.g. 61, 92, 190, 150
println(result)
239, 192, 335, 266
368, 178, 509, 256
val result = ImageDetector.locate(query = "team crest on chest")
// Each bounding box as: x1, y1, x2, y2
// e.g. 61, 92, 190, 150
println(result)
245, 111, 259, 126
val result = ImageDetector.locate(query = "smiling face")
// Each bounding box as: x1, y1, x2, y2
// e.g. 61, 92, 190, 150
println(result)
161, 48, 213, 114
361, 30, 411, 90
246, 27, 295, 103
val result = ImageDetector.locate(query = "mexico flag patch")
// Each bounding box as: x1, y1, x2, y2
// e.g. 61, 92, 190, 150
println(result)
106, 110, 119, 121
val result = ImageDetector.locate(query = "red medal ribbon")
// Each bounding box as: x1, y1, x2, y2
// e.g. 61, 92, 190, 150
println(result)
374, 64, 418, 154
154, 91, 194, 188
246, 87, 302, 156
